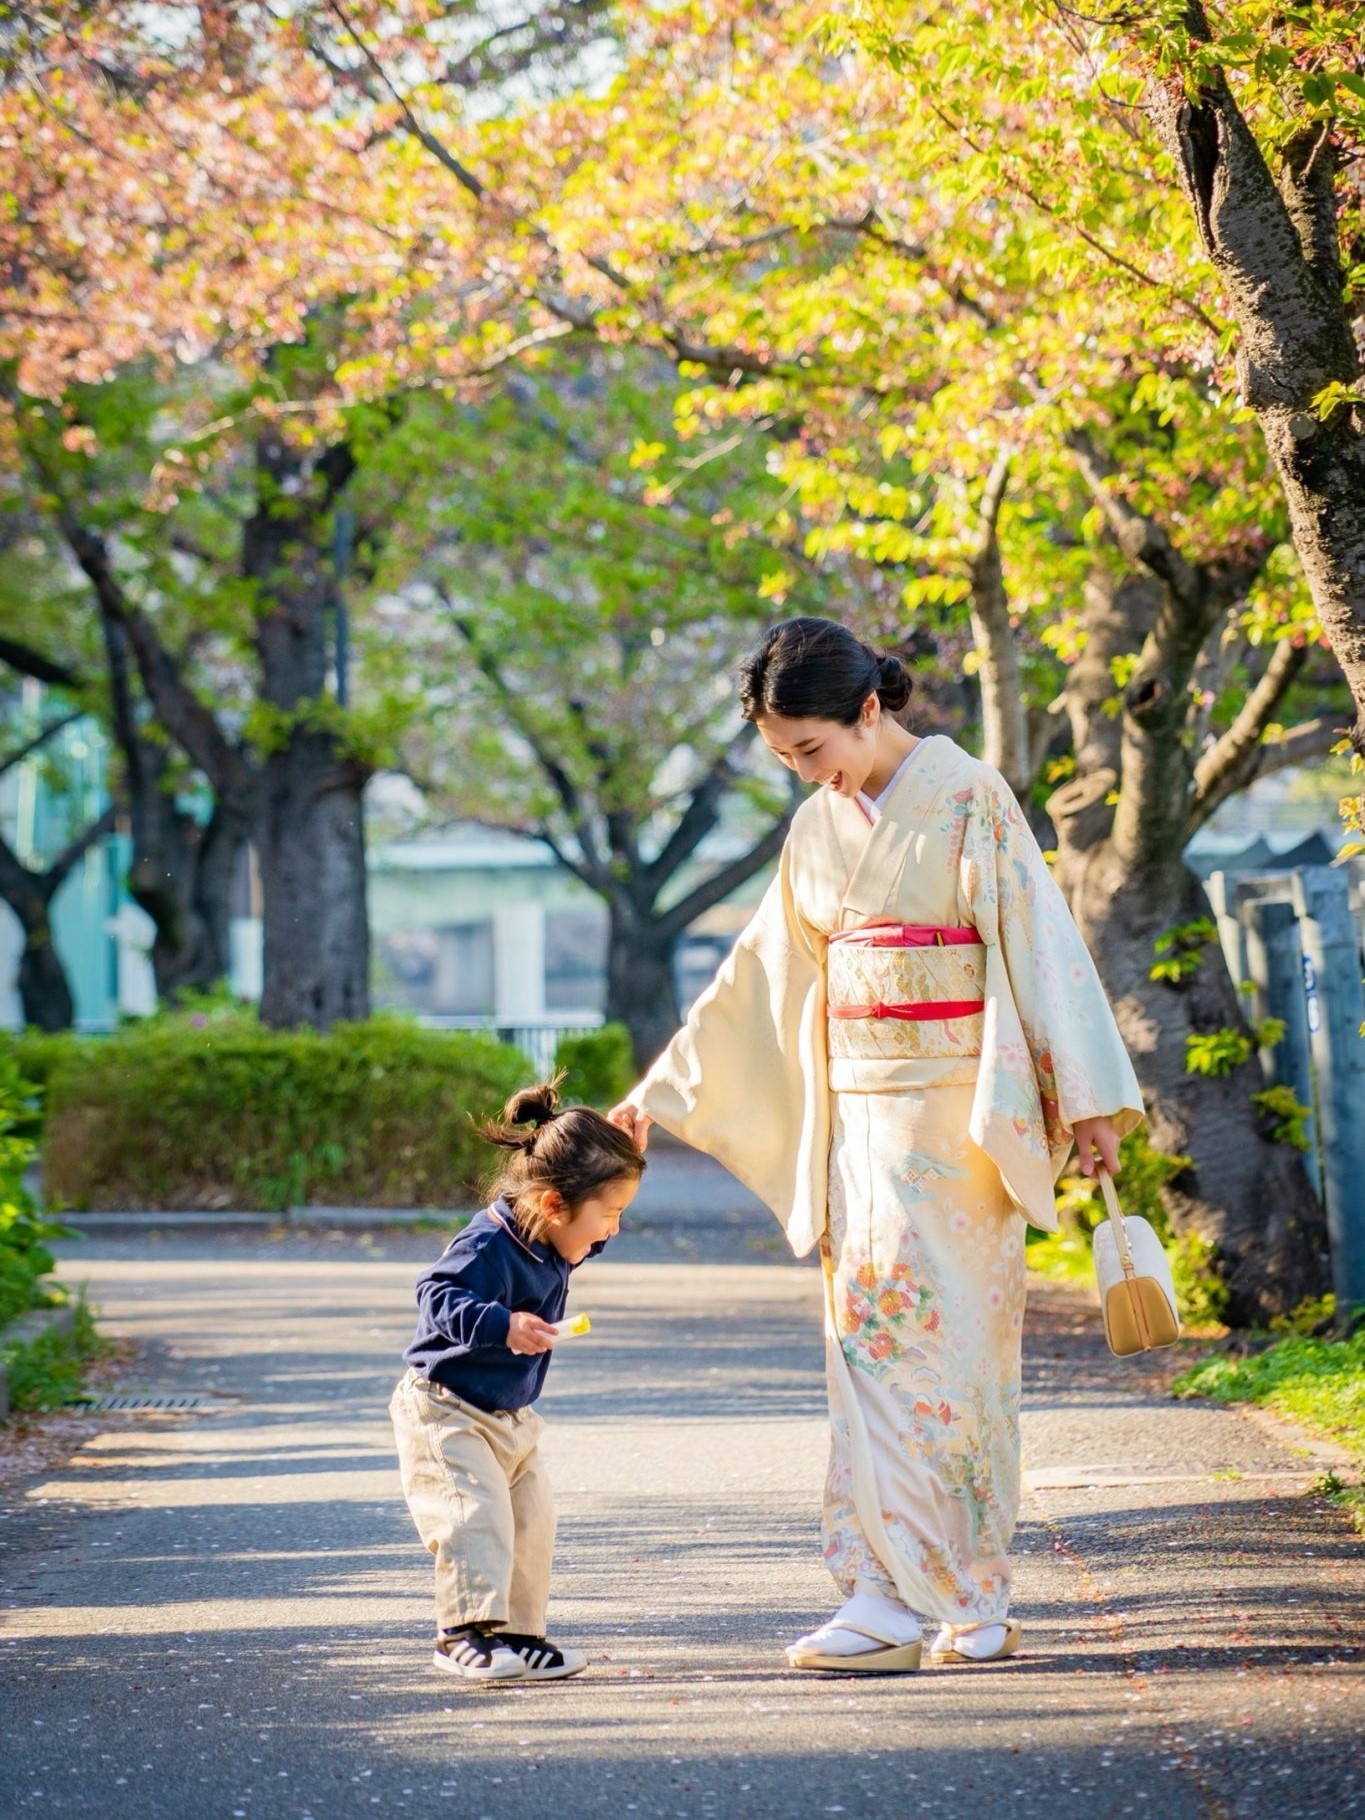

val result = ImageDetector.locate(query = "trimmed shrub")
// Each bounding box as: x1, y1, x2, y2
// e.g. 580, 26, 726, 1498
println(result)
43, 1019, 532, 1212
553, 1022, 636, 1110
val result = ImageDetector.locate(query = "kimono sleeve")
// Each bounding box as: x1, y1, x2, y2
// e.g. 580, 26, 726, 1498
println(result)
957, 766, 1144, 1150
633, 838, 831, 1256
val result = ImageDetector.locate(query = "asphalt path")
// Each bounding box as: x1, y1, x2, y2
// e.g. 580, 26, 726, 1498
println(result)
2, 1153, 1362, 1820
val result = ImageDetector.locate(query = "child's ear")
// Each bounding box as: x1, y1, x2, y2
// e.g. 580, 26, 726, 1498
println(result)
539, 1188, 569, 1224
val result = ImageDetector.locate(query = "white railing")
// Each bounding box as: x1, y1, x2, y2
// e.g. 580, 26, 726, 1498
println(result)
417, 1012, 604, 1075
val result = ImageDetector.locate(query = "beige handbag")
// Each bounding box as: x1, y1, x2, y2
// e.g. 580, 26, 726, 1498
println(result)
1091, 1169, 1181, 1356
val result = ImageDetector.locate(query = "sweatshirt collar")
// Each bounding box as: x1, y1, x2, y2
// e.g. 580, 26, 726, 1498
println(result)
488, 1197, 562, 1268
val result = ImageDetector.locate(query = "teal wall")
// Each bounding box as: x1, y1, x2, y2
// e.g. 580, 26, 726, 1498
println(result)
0, 713, 120, 1029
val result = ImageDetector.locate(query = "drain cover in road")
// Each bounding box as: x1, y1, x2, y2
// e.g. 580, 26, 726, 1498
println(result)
65, 1393, 216, 1411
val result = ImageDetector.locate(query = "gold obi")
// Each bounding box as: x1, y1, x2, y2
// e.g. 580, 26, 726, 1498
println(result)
826, 935, 987, 1065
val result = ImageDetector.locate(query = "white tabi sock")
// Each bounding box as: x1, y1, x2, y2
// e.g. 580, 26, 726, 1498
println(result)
934, 1621, 1008, 1659
792, 1587, 923, 1656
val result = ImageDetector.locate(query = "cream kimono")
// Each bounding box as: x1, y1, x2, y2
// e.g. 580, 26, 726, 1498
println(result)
637, 735, 1142, 1624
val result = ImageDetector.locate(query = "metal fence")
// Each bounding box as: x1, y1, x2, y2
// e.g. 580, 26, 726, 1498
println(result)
1206, 865, 1365, 1320
417, 1013, 604, 1077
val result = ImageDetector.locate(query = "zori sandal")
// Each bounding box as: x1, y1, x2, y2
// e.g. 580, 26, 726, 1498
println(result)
787, 1592, 924, 1675
929, 1618, 1022, 1664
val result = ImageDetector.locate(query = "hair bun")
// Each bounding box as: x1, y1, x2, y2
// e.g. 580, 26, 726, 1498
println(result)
504, 1081, 561, 1141
875, 652, 913, 714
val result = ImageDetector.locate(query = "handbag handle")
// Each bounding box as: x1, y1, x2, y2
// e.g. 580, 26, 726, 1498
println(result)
1095, 1167, 1133, 1270
1095, 1165, 1154, 1349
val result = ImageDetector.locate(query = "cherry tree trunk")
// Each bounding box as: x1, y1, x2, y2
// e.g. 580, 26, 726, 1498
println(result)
126, 773, 245, 1002
605, 902, 683, 1073
247, 435, 371, 1031
15, 905, 75, 1032
257, 737, 370, 1028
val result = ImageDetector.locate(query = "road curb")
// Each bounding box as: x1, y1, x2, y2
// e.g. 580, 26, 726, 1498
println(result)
54, 1207, 471, 1233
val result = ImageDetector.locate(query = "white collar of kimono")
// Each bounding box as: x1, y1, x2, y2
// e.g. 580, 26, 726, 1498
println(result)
855, 738, 928, 823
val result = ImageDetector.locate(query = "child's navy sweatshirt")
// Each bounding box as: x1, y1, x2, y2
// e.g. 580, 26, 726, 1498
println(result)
403, 1200, 600, 1413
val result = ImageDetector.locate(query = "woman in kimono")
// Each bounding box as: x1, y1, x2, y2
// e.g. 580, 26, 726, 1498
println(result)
610, 617, 1143, 1673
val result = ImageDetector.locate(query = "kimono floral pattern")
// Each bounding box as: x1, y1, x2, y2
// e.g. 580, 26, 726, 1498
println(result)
954, 765, 1135, 1158
821, 1086, 1026, 1623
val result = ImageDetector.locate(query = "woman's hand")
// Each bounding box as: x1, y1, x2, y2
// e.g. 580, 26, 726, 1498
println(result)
1072, 1115, 1121, 1178
607, 1099, 653, 1150
507, 1312, 558, 1355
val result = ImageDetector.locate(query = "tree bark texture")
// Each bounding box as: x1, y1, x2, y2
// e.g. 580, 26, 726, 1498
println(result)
247, 432, 371, 1029
1049, 560, 1331, 1324
102, 612, 245, 999
0, 807, 115, 1031
39, 419, 371, 1029
1148, 21, 1365, 754
967, 455, 1035, 799
604, 901, 684, 1071
257, 739, 370, 1027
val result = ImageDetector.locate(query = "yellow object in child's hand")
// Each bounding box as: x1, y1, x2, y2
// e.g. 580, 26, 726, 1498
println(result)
552, 1313, 591, 1338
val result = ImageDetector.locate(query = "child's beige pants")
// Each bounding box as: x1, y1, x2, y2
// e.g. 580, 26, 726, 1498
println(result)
390, 1367, 555, 1636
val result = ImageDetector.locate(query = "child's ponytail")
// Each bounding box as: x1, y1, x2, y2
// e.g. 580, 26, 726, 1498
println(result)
479, 1074, 645, 1240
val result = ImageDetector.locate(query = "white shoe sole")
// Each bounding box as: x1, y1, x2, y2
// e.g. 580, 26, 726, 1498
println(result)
510, 1653, 587, 1681
432, 1646, 523, 1681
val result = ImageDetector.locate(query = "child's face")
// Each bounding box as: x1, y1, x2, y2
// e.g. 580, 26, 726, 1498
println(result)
543, 1174, 641, 1264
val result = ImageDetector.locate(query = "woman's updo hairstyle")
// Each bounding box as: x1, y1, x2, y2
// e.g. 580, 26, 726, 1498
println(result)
479, 1075, 645, 1242
738, 616, 913, 727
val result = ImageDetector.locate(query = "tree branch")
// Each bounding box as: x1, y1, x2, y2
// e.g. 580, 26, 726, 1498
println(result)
0, 635, 84, 690
1145, 3, 1359, 407
321, 0, 808, 383
1278, 125, 1345, 302
58, 510, 252, 808
0, 709, 84, 780
1065, 429, 1203, 608
529, 822, 601, 893
966, 453, 1033, 796
0, 827, 40, 917
44, 802, 116, 896
438, 587, 610, 882
15, 417, 254, 808
654, 802, 796, 944
1185, 638, 1318, 833
641, 724, 758, 899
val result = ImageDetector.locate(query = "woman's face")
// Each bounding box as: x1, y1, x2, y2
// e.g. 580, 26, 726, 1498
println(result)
756, 698, 879, 798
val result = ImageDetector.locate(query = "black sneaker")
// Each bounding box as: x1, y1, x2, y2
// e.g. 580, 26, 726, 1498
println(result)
433, 1625, 523, 1681
498, 1632, 588, 1680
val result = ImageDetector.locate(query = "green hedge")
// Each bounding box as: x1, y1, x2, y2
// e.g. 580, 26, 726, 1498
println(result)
0, 1047, 69, 1327
42, 1019, 532, 1212
0, 1030, 79, 1141
552, 1021, 636, 1109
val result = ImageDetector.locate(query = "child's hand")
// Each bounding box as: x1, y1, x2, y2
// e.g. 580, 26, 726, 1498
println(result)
507, 1312, 558, 1355
607, 1099, 652, 1149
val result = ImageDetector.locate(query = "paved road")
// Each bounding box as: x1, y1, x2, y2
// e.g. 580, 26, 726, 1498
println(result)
2, 1156, 1362, 1820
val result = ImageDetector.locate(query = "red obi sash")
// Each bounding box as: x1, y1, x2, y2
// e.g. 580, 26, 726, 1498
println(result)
827, 924, 985, 1022
829, 924, 981, 950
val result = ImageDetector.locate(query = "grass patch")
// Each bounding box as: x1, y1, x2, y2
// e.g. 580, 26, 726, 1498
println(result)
1029, 1129, 1229, 1328
1026, 1225, 1094, 1289
2, 1295, 103, 1412
1173, 1329, 1365, 1530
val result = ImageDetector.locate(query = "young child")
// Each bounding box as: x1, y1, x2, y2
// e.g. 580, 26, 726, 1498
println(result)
390, 1078, 644, 1683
